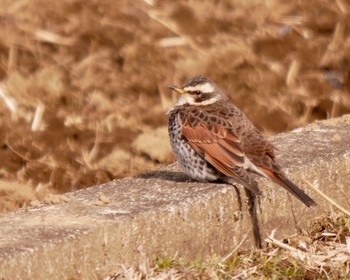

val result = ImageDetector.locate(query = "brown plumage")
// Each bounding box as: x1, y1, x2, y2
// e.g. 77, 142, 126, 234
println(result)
167, 76, 316, 207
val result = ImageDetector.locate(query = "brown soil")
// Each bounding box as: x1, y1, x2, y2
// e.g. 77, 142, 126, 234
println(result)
0, 0, 349, 213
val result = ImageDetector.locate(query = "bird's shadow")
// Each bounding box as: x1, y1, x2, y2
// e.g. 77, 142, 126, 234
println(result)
136, 169, 245, 223
135, 170, 194, 183
136, 170, 231, 186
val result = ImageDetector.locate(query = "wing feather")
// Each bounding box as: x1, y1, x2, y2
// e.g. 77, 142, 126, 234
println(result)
181, 113, 260, 194
205, 153, 260, 194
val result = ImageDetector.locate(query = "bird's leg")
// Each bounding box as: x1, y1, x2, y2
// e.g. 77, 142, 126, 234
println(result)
232, 185, 243, 219
244, 188, 262, 249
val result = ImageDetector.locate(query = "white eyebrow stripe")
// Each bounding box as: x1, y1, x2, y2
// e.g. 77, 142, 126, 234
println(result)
175, 94, 220, 106
184, 82, 215, 93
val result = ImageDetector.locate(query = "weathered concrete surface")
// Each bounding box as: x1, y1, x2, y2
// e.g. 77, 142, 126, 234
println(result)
0, 115, 350, 279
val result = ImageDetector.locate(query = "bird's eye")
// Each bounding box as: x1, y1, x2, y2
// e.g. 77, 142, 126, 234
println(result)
194, 90, 201, 95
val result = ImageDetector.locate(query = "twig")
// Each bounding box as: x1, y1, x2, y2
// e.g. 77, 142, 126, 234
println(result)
265, 230, 297, 252
83, 122, 100, 168
33, 29, 76, 46
0, 84, 17, 113
286, 58, 301, 86
335, 0, 350, 14
265, 230, 309, 262
8, 45, 18, 72
5, 141, 31, 162
231, 271, 247, 280
143, 0, 155, 6
157, 37, 187, 48
221, 231, 249, 263
147, 10, 207, 56
303, 179, 350, 217
31, 101, 45, 131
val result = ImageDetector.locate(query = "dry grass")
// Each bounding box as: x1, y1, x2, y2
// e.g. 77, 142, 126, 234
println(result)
101, 212, 350, 279
0, 0, 349, 213
99, 180, 350, 279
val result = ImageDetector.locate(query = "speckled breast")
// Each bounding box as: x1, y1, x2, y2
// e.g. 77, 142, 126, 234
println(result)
168, 112, 219, 182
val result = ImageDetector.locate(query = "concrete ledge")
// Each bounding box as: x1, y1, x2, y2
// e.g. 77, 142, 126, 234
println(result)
1, 115, 350, 279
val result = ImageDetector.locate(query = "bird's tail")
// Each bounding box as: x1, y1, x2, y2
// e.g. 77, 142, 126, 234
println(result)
261, 168, 316, 207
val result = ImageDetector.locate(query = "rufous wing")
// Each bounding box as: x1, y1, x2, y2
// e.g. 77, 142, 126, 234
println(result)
181, 119, 261, 194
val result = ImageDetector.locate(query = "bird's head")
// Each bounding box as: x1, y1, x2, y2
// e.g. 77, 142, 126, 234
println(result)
169, 76, 226, 106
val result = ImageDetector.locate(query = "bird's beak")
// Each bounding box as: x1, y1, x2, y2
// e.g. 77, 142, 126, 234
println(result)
168, 85, 186, 94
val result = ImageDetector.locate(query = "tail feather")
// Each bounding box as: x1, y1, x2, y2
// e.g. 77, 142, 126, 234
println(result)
274, 174, 316, 207
260, 167, 316, 207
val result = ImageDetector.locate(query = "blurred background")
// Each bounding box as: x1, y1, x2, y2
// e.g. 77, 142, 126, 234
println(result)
0, 0, 349, 212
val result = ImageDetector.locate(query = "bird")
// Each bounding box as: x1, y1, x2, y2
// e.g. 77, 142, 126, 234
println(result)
167, 75, 316, 207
